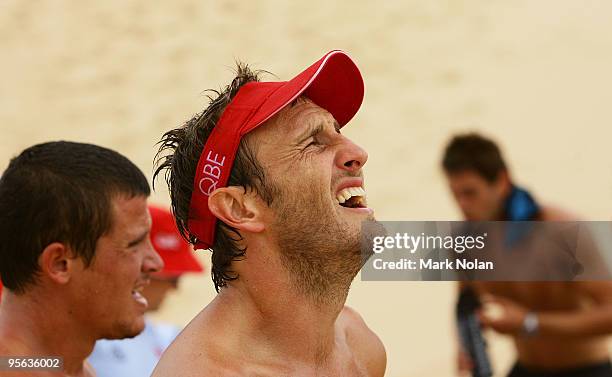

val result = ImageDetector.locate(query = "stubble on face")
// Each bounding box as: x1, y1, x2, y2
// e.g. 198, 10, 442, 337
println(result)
255, 99, 378, 307
272, 181, 366, 307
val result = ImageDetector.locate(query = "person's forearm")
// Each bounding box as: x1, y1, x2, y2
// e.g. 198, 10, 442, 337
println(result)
536, 306, 612, 338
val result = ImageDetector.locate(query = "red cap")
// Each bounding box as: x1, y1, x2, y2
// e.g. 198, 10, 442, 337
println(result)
149, 205, 204, 277
188, 50, 365, 250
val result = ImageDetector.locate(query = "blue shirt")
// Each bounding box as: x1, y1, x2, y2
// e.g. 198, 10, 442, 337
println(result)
88, 318, 180, 377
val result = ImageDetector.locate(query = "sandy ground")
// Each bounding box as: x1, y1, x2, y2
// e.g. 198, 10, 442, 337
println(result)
1, 1, 611, 376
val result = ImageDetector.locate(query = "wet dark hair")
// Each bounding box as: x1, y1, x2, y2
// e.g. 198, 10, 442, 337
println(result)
154, 63, 278, 292
442, 132, 507, 183
0, 141, 150, 293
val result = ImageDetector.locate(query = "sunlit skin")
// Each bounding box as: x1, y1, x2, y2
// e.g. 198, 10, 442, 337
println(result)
447, 169, 612, 373
153, 98, 386, 377
0, 195, 164, 377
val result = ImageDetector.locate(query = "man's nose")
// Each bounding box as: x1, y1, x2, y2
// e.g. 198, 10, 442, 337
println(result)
143, 242, 164, 274
335, 136, 368, 173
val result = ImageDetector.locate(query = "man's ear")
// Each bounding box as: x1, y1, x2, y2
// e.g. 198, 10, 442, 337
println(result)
39, 242, 78, 286
207, 186, 265, 234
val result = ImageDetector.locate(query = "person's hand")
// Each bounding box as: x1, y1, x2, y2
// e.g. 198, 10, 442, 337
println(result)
478, 294, 528, 335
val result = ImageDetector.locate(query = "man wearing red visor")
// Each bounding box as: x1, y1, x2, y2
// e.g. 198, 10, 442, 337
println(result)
89, 205, 203, 377
153, 51, 386, 376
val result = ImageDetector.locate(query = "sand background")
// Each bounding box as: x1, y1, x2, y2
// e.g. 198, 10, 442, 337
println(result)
1, 1, 611, 376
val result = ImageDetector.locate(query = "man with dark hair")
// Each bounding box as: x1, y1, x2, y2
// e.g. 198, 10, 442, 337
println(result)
443, 133, 524, 221
442, 133, 612, 377
89, 205, 204, 377
153, 50, 386, 376
0, 141, 164, 377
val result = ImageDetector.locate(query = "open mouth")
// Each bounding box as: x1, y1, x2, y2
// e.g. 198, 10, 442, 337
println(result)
132, 286, 148, 307
336, 186, 367, 209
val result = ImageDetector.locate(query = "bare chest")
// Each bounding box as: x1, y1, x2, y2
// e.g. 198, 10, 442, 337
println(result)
473, 281, 584, 310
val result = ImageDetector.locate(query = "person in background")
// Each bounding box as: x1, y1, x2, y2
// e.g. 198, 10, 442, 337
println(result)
442, 133, 612, 377
88, 205, 204, 377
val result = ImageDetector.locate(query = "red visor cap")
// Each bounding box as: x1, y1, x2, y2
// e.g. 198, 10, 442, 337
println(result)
149, 205, 204, 277
188, 50, 364, 250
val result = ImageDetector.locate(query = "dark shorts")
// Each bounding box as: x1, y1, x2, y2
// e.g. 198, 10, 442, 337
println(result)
508, 361, 612, 377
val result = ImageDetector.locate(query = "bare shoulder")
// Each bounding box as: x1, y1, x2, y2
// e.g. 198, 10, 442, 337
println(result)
152, 308, 239, 377
153, 328, 218, 377
152, 333, 232, 377
338, 306, 386, 377
153, 350, 232, 377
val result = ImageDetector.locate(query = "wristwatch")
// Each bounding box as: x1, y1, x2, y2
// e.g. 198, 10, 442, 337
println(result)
522, 311, 539, 336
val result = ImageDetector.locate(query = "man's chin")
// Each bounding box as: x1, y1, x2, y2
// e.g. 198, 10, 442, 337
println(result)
360, 217, 386, 261
337, 207, 376, 229
104, 317, 146, 340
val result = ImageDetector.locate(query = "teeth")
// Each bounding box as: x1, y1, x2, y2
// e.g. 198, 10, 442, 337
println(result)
342, 191, 351, 201
336, 186, 367, 204
132, 290, 148, 306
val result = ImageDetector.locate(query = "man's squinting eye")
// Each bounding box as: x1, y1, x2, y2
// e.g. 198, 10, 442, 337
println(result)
298, 122, 340, 149
305, 138, 320, 148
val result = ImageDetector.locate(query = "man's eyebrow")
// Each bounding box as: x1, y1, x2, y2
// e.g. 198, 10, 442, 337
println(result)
295, 123, 324, 144
127, 230, 149, 248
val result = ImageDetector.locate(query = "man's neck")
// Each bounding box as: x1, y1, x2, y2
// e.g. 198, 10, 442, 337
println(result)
214, 263, 349, 365
0, 290, 94, 375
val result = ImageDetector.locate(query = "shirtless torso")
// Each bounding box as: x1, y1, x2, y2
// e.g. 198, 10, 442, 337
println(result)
466, 206, 612, 371
472, 281, 611, 369
152, 291, 386, 377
